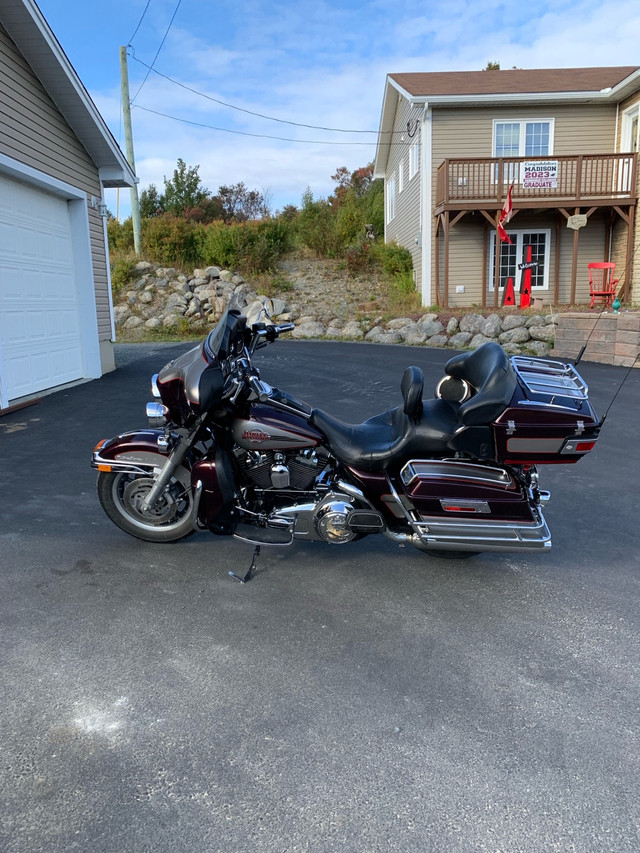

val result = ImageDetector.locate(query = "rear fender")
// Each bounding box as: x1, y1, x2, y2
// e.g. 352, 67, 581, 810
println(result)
92, 430, 190, 491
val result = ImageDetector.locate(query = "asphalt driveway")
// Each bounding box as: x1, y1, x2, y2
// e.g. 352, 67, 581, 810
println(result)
1, 340, 639, 853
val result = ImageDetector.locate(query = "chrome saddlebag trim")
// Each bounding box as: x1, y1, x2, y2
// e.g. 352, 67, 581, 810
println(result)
412, 506, 552, 553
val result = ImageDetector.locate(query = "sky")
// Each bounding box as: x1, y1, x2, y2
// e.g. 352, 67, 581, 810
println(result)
35, 0, 640, 220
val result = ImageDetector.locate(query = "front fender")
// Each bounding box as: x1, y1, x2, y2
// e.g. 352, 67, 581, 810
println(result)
92, 430, 190, 491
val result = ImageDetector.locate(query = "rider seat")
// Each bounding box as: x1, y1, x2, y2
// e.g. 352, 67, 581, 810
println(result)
310, 366, 459, 471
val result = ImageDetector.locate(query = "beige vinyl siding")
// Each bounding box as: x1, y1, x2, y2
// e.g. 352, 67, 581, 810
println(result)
384, 94, 421, 289
615, 93, 640, 302
0, 25, 110, 341
430, 104, 618, 305
440, 211, 607, 308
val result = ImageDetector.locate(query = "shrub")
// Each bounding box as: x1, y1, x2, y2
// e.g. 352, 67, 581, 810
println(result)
197, 219, 293, 273
107, 217, 134, 252
141, 216, 200, 267
109, 251, 138, 295
371, 241, 413, 279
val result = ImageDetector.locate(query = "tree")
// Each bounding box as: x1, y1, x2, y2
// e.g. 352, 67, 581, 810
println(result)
484, 61, 501, 70
139, 184, 164, 218
215, 182, 270, 223
162, 158, 209, 217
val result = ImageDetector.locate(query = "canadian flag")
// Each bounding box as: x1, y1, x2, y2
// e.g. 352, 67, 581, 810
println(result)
497, 183, 514, 244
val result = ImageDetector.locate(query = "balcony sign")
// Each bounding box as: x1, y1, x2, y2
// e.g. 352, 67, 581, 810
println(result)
523, 160, 558, 189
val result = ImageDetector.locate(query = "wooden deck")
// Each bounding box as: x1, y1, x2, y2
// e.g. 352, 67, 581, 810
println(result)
435, 153, 637, 213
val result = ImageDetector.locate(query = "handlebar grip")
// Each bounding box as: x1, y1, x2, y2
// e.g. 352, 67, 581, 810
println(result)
275, 323, 295, 334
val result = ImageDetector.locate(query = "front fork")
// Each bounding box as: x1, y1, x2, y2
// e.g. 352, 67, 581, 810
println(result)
140, 418, 205, 511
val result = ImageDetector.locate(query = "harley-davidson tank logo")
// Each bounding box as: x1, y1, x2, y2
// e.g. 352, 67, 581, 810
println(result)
241, 428, 271, 443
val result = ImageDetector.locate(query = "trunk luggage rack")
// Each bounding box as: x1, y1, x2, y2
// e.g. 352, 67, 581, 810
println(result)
510, 356, 589, 404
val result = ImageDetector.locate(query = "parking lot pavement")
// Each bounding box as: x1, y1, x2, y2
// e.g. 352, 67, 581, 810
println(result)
1, 340, 639, 853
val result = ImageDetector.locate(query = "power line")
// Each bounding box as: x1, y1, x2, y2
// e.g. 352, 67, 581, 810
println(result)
128, 52, 399, 135
132, 104, 378, 145
127, 0, 152, 46
131, 0, 182, 103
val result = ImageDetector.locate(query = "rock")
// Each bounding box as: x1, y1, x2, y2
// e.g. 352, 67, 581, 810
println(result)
459, 313, 485, 334
426, 334, 448, 348
499, 326, 531, 344
469, 333, 495, 349
170, 281, 191, 295
448, 332, 473, 348
113, 305, 131, 325
419, 319, 444, 337
144, 317, 162, 329
292, 321, 326, 339
156, 267, 177, 279
364, 328, 403, 344
155, 278, 170, 290
481, 313, 502, 338
134, 261, 154, 274
525, 340, 552, 357
528, 324, 556, 342
123, 315, 143, 328
403, 329, 428, 346
270, 298, 287, 316
232, 274, 245, 285
166, 293, 188, 312
219, 270, 234, 281
502, 314, 527, 331
204, 266, 221, 279
138, 291, 154, 304
418, 313, 439, 324
190, 277, 209, 289
387, 317, 414, 330
334, 321, 364, 340
525, 314, 546, 327
162, 314, 180, 328
446, 317, 459, 335
185, 297, 202, 317
245, 300, 271, 326
501, 343, 524, 355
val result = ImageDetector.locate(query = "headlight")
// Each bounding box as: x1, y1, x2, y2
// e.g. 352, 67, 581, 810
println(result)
146, 402, 169, 427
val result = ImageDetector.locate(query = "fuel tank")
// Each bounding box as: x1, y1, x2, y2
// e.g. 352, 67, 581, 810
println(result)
232, 404, 323, 450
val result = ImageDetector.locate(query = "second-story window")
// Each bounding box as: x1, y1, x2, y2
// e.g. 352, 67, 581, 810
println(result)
387, 177, 396, 223
398, 158, 404, 194
410, 141, 420, 179
494, 119, 554, 158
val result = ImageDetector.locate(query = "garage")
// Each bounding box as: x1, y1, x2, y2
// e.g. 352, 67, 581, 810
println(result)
0, 173, 87, 404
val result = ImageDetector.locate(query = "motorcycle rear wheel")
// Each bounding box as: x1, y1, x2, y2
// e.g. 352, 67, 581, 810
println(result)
97, 470, 196, 543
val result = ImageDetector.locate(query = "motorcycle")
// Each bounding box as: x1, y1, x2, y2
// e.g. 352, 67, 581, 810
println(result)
92, 302, 601, 580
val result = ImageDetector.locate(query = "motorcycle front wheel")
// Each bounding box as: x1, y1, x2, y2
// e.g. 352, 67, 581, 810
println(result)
97, 469, 196, 543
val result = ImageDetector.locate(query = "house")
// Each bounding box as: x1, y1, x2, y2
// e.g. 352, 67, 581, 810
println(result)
0, 0, 135, 411
374, 67, 640, 309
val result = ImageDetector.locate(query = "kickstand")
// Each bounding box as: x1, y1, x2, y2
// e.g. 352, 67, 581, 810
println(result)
229, 546, 260, 584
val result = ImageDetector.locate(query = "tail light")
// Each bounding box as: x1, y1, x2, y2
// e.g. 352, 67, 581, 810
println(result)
561, 438, 597, 455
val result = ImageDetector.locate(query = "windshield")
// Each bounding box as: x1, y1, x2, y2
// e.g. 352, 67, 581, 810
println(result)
204, 308, 247, 365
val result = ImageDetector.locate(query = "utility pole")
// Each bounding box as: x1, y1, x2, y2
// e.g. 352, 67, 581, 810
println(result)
119, 46, 142, 255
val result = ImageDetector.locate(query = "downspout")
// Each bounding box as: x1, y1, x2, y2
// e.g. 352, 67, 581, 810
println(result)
420, 105, 432, 306
610, 102, 620, 263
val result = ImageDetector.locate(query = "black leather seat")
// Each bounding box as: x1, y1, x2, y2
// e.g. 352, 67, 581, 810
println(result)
445, 342, 517, 425
310, 366, 459, 471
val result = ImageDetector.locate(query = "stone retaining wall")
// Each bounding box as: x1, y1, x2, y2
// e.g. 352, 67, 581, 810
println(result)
551, 313, 640, 367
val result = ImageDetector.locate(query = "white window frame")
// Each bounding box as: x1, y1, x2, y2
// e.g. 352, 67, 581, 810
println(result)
386, 176, 396, 223
492, 118, 555, 158
621, 104, 639, 153
398, 158, 404, 194
409, 141, 419, 179
489, 228, 551, 291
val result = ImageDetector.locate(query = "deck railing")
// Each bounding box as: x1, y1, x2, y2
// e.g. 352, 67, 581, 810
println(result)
436, 153, 638, 209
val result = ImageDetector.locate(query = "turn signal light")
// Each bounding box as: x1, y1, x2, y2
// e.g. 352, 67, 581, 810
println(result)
97, 464, 112, 472
93, 439, 108, 451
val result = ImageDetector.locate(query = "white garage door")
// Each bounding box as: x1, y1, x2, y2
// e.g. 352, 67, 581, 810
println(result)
0, 174, 84, 403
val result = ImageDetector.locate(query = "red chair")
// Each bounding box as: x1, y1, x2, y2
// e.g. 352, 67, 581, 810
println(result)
588, 262, 619, 308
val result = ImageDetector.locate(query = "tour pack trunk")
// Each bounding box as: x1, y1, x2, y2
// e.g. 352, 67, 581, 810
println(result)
493, 356, 600, 465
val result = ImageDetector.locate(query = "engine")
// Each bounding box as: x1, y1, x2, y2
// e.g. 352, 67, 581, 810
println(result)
234, 447, 327, 492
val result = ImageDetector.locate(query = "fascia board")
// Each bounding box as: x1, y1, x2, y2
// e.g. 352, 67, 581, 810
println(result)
373, 78, 399, 179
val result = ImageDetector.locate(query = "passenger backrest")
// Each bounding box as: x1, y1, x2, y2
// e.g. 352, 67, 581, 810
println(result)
445, 343, 517, 426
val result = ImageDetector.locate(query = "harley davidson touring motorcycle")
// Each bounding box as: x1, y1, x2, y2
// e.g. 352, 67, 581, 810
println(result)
92, 303, 601, 579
